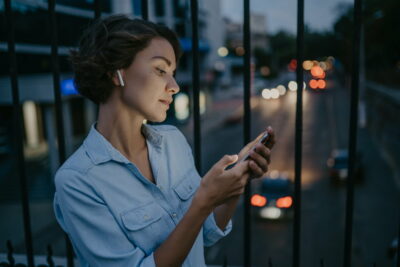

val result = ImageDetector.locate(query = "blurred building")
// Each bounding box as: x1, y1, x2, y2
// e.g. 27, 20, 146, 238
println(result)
0, 0, 225, 175
224, 13, 270, 52
218, 13, 270, 88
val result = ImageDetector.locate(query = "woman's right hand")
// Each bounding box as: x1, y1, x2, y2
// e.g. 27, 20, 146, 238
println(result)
193, 154, 250, 212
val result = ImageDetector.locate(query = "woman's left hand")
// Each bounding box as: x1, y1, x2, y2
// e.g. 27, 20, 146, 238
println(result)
238, 126, 275, 179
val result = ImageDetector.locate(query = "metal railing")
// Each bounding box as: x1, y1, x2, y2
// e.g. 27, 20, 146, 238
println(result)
3, 0, 399, 267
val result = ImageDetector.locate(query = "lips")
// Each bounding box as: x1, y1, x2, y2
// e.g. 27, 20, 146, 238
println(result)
159, 99, 172, 106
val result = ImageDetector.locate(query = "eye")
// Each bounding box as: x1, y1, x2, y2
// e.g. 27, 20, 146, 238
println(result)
155, 67, 167, 76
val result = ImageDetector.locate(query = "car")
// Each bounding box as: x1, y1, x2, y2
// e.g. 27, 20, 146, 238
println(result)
327, 149, 364, 185
251, 176, 294, 220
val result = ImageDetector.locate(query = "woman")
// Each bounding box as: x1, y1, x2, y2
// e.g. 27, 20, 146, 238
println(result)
53, 14, 275, 267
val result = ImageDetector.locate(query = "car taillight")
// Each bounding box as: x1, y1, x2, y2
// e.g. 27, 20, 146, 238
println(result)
251, 194, 267, 207
276, 196, 293, 208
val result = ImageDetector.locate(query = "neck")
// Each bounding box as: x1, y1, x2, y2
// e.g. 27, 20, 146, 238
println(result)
96, 100, 147, 160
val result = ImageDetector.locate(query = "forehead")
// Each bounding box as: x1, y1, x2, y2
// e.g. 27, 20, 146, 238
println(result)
139, 38, 176, 68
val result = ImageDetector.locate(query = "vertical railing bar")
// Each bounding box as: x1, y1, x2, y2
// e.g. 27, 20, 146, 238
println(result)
397, 217, 400, 267
4, 1, 35, 266
94, 0, 101, 20
343, 0, 362, 266
190, 0, 201, 171
293, 0, 304, 265
141, 0, 148, 20
243, 0, 252, 266
48, 1, 74, 266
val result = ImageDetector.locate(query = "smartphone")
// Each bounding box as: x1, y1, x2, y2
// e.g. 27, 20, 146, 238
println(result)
225, 131, 272, 170
239, 132, 272, 163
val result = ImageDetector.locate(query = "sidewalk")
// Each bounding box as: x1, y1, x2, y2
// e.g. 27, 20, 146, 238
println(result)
365, 81, 400, 190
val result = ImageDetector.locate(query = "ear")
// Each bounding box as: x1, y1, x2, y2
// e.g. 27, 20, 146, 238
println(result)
111, 70, 125, 87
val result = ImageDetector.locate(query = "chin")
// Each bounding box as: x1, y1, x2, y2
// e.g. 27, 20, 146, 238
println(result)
147, 113, 167, 123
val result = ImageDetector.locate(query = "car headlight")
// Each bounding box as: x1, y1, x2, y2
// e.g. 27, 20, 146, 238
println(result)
339, 169, 348, 179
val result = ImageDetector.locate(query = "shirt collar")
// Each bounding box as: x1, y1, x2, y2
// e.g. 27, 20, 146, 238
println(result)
83, 122, 163, 165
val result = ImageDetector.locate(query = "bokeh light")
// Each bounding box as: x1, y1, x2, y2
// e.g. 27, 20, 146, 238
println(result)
277, 85, 286, 95
262, 88, 272, 99
235, 46, 245, 56
260, 66, 270, 76
174, 93, 190, 121
270, 88, 280, 99
288, 81, 306, 91
303, 60, 313, 70
311, 65, 324, 77
217, 46, 228, 57
317, 79, 326, 89
309, 79, 318, 89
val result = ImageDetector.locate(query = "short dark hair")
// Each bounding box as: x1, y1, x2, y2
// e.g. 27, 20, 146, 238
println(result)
70, 14, 182, 104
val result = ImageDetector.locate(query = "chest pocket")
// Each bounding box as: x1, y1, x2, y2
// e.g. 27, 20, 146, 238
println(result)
173, 168, 201, 212
121, 202, 168, 254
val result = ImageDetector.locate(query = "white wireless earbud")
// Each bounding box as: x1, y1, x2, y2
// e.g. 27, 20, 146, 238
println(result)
117, 70, 125, 87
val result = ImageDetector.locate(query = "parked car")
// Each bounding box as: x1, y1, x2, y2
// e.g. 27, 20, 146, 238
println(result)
251, 176, 294, 220
327, 149, 364, 185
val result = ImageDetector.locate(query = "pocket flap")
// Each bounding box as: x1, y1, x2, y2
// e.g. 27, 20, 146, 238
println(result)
121, 202, 162, 231
173, 172, 198, 200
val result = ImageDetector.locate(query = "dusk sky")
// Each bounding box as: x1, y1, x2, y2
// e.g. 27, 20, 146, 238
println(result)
221, 0, 354, 34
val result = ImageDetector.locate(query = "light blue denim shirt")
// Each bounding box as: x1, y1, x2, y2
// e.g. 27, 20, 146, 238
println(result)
53, 123, 232, 267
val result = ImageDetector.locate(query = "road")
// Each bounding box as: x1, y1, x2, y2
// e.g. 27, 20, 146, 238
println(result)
202, 80, 400, 266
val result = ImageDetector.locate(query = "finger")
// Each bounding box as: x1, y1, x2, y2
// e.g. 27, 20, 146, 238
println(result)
248, 150, 269, 172
230, 160, 251, 176
265, 126, 276, 149
254, 145, 271, 165
249, 160, 265, 178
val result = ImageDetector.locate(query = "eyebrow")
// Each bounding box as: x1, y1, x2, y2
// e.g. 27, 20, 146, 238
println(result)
151, 56, 172, 67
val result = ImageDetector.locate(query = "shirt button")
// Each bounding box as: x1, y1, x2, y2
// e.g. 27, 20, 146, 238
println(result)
143, 215, 149, 220
172, 212, 177, 218
158, 185, 163, 190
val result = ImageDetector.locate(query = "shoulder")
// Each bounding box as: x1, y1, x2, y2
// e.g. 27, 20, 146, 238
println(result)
54, 145, 95, 192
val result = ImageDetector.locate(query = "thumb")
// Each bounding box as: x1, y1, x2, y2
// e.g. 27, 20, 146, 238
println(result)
218, 154, 238, 169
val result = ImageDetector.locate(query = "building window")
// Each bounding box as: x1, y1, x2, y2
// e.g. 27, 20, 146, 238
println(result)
154, 0, 165, 17
175, 22, 186, 37
173, 0, 186, 18
132, 0, 142, 16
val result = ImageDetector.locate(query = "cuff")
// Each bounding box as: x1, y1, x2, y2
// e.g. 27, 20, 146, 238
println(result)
203, 212, 233, 247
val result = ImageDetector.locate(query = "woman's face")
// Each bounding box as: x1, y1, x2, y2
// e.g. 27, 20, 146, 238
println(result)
119, 37, 180, 122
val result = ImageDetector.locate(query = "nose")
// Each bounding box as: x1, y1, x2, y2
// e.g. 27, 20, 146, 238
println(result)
167, 76, 180, 94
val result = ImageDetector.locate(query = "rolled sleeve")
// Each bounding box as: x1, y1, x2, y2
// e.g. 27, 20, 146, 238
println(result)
203, 212, 233, 247
54, 168, 156, 267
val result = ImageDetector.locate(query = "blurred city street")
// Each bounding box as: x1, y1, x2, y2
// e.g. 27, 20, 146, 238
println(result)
1, 0, 399, 265
201, 77, 400, 266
